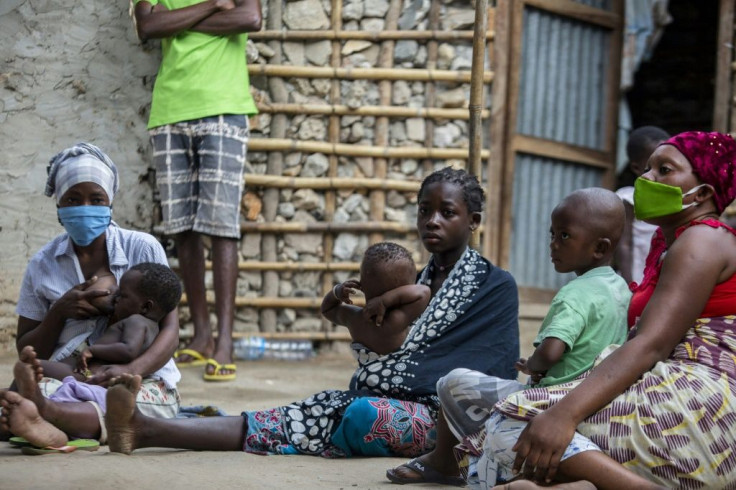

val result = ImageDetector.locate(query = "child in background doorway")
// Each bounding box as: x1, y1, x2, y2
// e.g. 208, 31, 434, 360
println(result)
615, 126, 669, 284
321, 242, 431, 355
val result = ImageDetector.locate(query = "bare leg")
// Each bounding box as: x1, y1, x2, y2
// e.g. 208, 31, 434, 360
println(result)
492, 481, 595, 489
555, 451, 665, 490
15, 346, 101, 439
174, 230, 214, 363
387, 408, 460, 480
106, 374, 246, 454
208, 236, 238, 376
37, 359, 85, 382
0, 390, 68, 448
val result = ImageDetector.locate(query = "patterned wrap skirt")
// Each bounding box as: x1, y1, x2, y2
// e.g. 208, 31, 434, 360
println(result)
493, 315, 736, 489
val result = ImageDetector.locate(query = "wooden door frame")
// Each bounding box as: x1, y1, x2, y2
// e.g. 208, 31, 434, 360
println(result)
714, 0, 735, 132
485, 0, 624, 283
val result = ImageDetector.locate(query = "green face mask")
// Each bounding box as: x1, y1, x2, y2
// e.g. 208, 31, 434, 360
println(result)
633, 178, 703, 220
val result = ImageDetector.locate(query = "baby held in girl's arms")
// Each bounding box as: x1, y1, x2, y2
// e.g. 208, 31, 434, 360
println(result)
321, 242, 431, 355
39, 263, 182, 382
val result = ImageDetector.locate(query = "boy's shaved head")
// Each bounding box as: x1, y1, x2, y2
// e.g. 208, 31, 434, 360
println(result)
556, 188, 626, 250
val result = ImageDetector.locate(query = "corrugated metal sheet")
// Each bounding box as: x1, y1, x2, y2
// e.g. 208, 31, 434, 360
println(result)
509, 4, 614, 290
517, 7, 610, 150
510, 154, 604, 289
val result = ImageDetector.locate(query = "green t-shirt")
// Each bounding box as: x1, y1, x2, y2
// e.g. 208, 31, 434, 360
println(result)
533, 266, 630, 387
137, 0, 258, 128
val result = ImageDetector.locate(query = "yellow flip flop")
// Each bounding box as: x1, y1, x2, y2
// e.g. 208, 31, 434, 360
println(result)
174, 348, 208, 368
203, 359, 237, 382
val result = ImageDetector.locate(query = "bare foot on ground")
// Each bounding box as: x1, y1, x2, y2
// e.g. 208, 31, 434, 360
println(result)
492, 480, 596, 489
14, 346, 49, 413
0, 390, 68, 448
106, 374, 143, 455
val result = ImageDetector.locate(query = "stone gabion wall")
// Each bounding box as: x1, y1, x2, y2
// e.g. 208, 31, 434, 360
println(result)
0, 0, 486, 346
229, 0, 484, 335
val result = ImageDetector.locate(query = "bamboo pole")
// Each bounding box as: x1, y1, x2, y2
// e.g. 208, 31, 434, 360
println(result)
248, 138, 491, 160
245, 174, 421, 192
232, 331, 353, 341
175, 261, 360, 272
420, 0, 443, 266
240, 221, 420, 233
322, 0, 342, 334
172, 260, 424, 272
469, 0, 489, 250
181, 296, 346, 308
181, 330, 354, 342
259, 0, 288, 333
246, 64, 494, 83
250, 30, 493, 42
370, 0, 402, 246
255, 102, 490, 120
156, 221, 440, 235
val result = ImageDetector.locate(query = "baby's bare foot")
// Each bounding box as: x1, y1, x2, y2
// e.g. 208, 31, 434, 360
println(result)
0, 390, 67, 448
106, 374, 143, 455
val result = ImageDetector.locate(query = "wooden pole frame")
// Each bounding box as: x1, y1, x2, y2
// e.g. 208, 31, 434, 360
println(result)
469, 0, 489, 249
180, 1, 499, 331
246, 64, 493, 83
250, 29, 493, 42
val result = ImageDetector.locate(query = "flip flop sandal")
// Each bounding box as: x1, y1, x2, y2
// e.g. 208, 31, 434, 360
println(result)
203, 359, 237, 382
9, 436, 33, 448
12, 437, 100, 452
174, 348, 209, 368
386, 458, 466, 486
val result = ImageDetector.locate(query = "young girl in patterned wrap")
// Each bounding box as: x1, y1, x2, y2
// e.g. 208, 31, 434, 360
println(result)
476, 131, 736, 489
100, 166, 521, 459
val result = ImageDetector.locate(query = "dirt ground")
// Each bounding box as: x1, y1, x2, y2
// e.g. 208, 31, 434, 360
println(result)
0, 327, 537, 490
0, 349, 454, 490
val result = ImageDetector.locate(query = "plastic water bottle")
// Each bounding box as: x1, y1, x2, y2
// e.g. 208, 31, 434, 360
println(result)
234, 337, 314, 361
233, 336, 266, 360
263, 340, 314, 361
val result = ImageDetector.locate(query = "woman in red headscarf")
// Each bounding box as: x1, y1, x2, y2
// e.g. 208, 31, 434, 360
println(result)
465, 131, 736, 489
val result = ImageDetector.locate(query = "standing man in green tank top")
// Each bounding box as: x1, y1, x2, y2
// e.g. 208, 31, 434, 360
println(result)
133, 0, 262, 382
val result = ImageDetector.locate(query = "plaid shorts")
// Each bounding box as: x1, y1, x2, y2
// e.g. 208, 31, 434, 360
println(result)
150, 114, 250, 238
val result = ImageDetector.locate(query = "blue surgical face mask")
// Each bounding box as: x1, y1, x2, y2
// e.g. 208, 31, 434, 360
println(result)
57, 205, 111, 246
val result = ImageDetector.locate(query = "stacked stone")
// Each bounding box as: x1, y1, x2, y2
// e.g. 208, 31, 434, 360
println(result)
224, 0, 481, 334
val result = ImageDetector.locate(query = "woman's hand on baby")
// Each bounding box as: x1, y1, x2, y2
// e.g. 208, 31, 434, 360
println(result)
363, 298, 386, 327
52, 277, 111, 320
512, 408, 576, 484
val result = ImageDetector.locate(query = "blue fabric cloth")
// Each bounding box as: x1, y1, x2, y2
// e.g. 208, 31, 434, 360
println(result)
329, 397, 438, 457
243, 248, 520, 457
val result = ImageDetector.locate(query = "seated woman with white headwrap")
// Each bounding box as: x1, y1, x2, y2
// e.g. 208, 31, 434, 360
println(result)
1, 143, 180, 447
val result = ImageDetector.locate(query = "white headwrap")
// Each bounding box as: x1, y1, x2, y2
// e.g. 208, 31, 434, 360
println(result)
45, 143, 119, 204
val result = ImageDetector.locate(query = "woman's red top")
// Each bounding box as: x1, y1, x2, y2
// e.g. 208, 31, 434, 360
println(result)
627, 218, 736, 327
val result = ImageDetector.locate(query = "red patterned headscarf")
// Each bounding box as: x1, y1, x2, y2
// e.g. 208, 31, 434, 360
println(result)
662, 131, 736, 214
